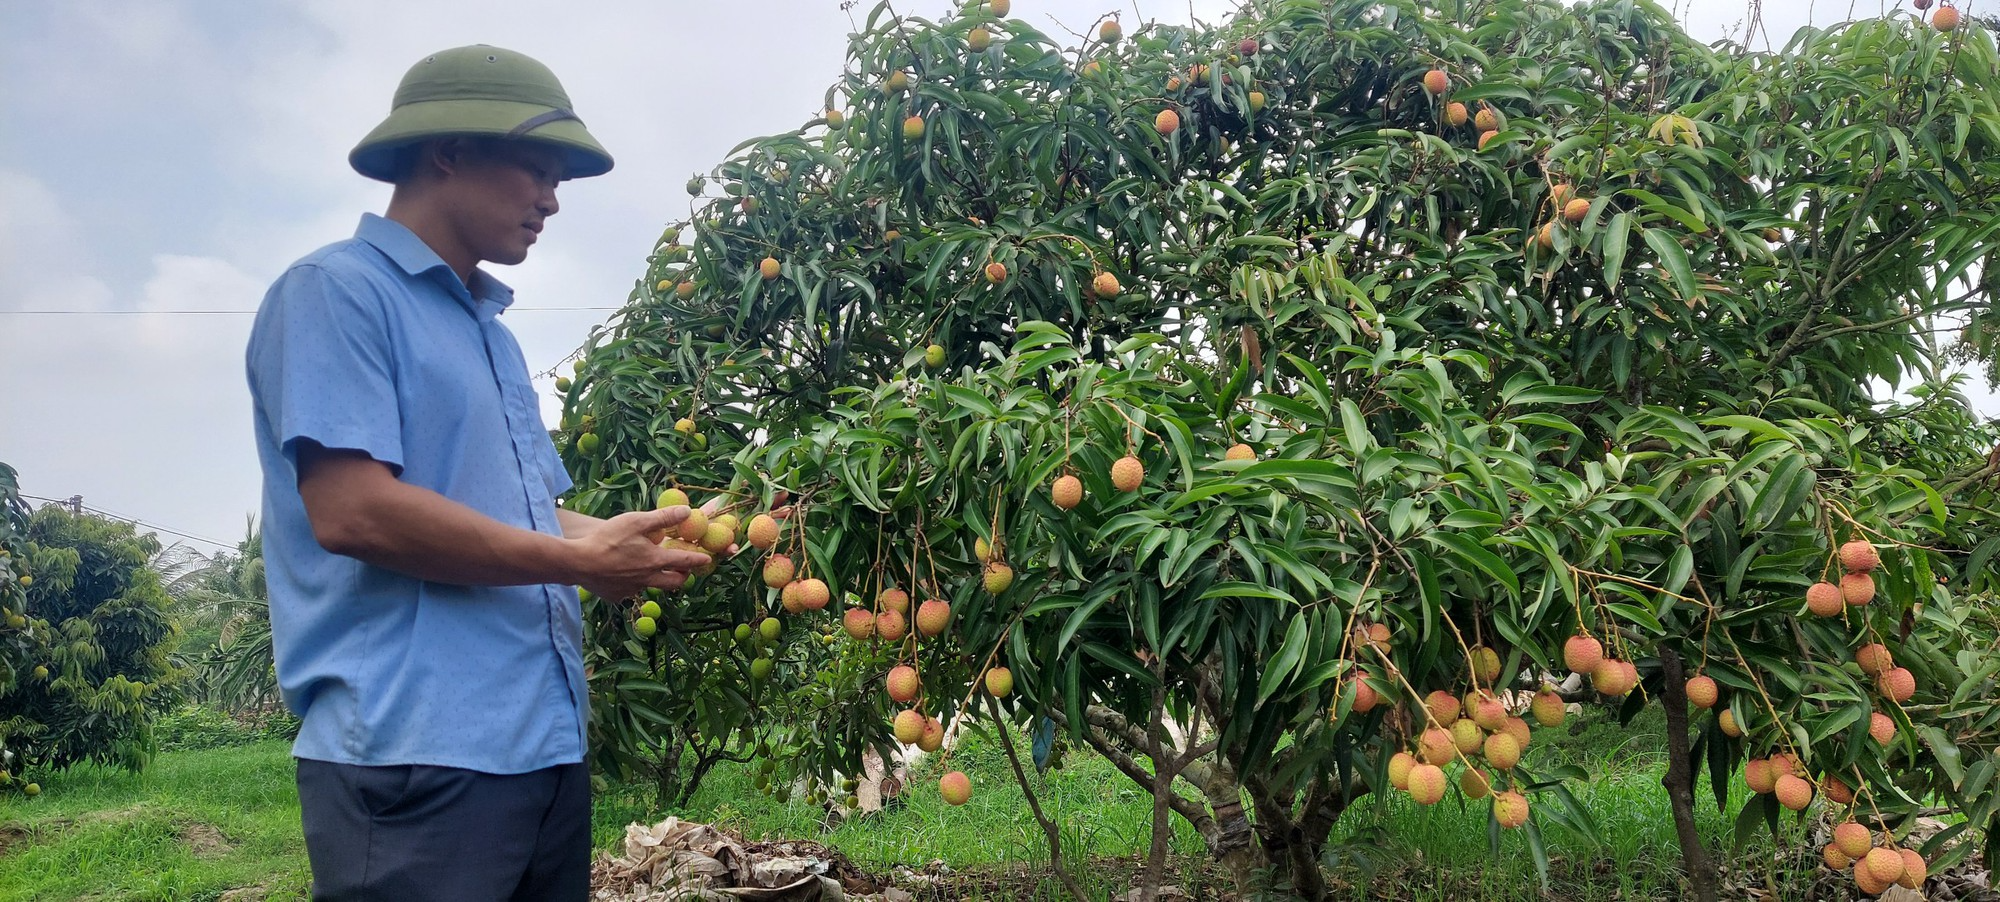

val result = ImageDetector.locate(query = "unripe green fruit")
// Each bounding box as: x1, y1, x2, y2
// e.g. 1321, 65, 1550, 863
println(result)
634, 616, 657, 638
760, 617, 783, 641
750, 657, 774, 681
639, 600, 662, 619
984, 666, 1013, 698
657, 488, 691, 510
924, 344, 946, 369
983, 562, 1015, 594
734, 624, 752, 642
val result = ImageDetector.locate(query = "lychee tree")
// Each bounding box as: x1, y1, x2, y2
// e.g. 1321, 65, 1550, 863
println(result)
561, 0, 2000, 897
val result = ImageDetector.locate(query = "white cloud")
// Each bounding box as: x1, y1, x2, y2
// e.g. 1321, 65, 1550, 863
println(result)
0, 169, 115, 312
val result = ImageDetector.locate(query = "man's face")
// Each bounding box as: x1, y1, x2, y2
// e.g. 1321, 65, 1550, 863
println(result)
439, 139, 566, 267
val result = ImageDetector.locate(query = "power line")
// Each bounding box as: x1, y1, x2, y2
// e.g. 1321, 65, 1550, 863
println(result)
0, 307, 621, 316
18, 494, 237, 550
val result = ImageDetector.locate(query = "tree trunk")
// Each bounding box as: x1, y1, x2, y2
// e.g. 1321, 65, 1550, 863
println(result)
1660, 649, 1719, 902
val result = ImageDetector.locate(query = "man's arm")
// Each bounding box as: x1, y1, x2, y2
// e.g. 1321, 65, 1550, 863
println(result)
555, 508, 606, 541
296, 443, 708, 599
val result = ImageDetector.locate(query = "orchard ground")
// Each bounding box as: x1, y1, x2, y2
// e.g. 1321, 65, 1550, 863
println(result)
0, 702, 1892, 902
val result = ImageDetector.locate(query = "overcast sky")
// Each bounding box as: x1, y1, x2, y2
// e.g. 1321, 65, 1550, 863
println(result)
0, 0, 1982, 553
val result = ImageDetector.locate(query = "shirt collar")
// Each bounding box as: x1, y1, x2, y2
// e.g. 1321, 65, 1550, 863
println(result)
354, 213, 516, 318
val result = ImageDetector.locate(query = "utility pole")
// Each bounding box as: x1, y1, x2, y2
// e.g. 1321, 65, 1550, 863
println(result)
65, 495, 82, 515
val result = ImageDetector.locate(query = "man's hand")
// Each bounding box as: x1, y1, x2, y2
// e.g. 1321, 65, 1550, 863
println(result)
568, 507, 712, 600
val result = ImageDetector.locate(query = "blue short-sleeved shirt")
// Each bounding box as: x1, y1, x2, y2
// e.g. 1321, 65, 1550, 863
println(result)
245, 213, 585, 775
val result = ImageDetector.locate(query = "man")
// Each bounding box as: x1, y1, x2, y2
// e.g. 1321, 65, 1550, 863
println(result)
245, 45, 702, 900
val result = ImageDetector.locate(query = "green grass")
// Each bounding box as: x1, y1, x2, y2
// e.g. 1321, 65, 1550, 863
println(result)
0, 740, 311, 902
0, 706, 1836, 901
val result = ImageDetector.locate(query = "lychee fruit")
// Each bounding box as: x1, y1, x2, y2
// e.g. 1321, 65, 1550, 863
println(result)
1856, 865, 1894, 895
1469, 645, 1502, 683
1474, 106, 1499, 131
1493, 790, 1530, 828
887, 665, 921, 703
1450, 719, 1484, 755
1563, 198, 1590, 223
916, 599, 952, 637
1530, 690, 1565, 727
1052, 474, 1083, 509
939, 770, 971, 805
1407, 764, 1447, 804
903, 116, 926, 140
760, 257, 781, 280
1592, 658, 1635, 696
1470, 695, 1508, 732
746, 513, 780, 550
1840, 540, 1880, 572
675, 281, 696, 300
1098, 19, 1121, 42
1563, 634, 1604, 674
1933, 5, 1960, 32
1424, 690, 1461, 725
1896, 848, 1926, 889
1238, 37, 1258, 55
843, 608, 875, 640
983, 562, 1015, 595
763, 555, 796, 589
1806, 581, 1845, 617
1155, 108, 1180, 135
1363, 622, 1392, 653
1348, 676, 1380, 713
875, 609, 909, 641
1422, 68, 1448, 95
1775, 774, 1813, 811
968, 26, 991, 52
678, 508, 710, 543
1483, 732, 1522, 770
924, 343, 946, 368
1224, 443, 1255, 462
796, 578, 830, 611
1861, 847, 1906, 886
1869, 712, 1896, 745
1445, 101, 1468, 127
1111, 455, 1144, 492
1247, 91, 1265, 113
1745, 758, 1778, 794
886, 71, 909, 92
1877, 667, 1916, 703
1834, 822, 1872, 859
701, 521, 735, 554
1460, 766, 1492, 799
894, 709, 925, 744
878, 587, 911, 613
1478, 129, 1499, 150
1840, 572, 1876, 606
1092, 271, 1121, 298
990, 0, 1010, 15
1855, 643, 1894, 676
1388, 751, 1417, 789
1419, 728, 1455, 766
985, 666, 1014, 698
1719, 709, 1743, 737
918, 716, 945, 752
984, 261, 1007, 284
1824, 843, 1853, 871
1685, 675, 1719, 709
825, 109, 845, 127
1500, 716, 1532, 750
1824, 776, 1855, 805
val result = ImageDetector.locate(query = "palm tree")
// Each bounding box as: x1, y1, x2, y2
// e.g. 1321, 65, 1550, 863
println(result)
163, 519, 276, 713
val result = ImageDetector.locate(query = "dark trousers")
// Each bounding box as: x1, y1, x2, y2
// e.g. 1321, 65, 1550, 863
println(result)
296, 757, 591, 902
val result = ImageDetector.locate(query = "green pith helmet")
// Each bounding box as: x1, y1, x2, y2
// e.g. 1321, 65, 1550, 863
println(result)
349, 45, 613, 183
